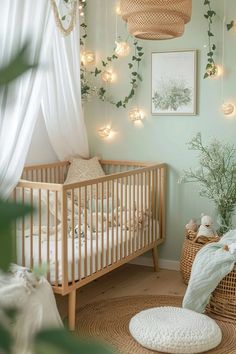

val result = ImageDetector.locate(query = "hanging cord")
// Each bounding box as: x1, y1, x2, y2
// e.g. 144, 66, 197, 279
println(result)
220, 0, 226, 104
50, 0, 78, 36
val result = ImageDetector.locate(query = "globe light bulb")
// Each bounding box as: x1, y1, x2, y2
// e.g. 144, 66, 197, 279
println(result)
128, 108, 145, 122
221, 102, 235, 116
116, 2, 121, 15
115, 41, 130, 57
98, 127, 112, 139
101, 69, 114, 83
81, 51, 96, 66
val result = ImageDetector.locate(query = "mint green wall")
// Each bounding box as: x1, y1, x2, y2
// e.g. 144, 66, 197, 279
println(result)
84, 0, 236, 261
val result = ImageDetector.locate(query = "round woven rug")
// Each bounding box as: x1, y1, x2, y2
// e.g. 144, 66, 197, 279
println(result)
76, 295, 236, 354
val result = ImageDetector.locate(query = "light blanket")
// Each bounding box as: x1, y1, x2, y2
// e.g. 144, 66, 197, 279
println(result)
182, 229, 236, 313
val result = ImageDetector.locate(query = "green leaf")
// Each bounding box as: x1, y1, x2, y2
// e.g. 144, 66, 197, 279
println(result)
102, 61, 107, 67
94, 68, 101, 76
131, 72, 137, 76
128, 63, 133, 69
138, 52, 144, 57
0, 199, 32, 271
34, 328, 115, 354
116, 101, 122, 108
61, 15, 66, 21
212, 44, 216, 50
137, 46, 143, 51
0, 322, 13, 354
227, 21, 234, 31
0, 43, 36, 88
204, 0, 210, 5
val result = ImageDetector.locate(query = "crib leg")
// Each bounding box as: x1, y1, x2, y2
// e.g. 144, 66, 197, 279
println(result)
152, 246, 159, 272
68, 289, 76, 331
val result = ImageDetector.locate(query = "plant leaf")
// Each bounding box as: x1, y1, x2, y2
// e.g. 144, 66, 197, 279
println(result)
34, 328, 115, 354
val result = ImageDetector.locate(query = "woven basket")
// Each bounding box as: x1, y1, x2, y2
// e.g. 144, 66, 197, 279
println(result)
120, 0, 192, 39
180, 231, 219, 285
207, 265, 236, 323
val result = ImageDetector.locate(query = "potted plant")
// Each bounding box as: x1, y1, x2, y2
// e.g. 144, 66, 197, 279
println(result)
180, 133, 236, 235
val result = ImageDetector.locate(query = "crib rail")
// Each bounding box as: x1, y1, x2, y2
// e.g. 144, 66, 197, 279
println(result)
15, 160, 166, 295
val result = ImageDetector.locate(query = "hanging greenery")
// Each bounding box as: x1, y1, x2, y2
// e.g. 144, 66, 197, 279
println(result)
203, 0, 234, 79
79, 1, 144, 108
203, 0, 217, 79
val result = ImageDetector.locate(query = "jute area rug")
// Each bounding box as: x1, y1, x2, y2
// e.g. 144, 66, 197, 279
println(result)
76, 295, 236, 354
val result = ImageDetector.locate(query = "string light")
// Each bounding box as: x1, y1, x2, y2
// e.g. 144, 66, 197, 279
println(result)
128, 107, 145, 123
101, 69, 115, 83
98, 127, 112, 139
221, 102, 235, 116
116, 1, 121, 15
115, 41, 130, 57
81, 50, 96, 65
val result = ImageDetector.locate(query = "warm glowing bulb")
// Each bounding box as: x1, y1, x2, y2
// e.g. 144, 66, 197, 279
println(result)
128, 108, 145, 122
115, 41, 130, 57
101, 70, 114, 83
116, 2, 121, 15
81, 51, 96, 65
221, 102, 235, 116
80, 11, 84, 16
206, 64, 223, 78
98, 127, 112, 139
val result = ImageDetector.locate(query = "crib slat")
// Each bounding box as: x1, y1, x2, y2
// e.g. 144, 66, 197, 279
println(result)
125, 176, 127, 258
141, 173, 144, 249
133, 174, 136, 253
46, 190, 50, 281
84, 187, 88, 278
106, 181, 109, 267
101, 182, 104, 268
90, 185, 93, 275
95, 183, 98, 273
38, 189, 42, 265
71, 189, 75, 284
78, 188, 82, 281
111, 180, 114, 264
22, 188, 25, 267
152, 170, 155, 243
148, 171, 151, 245
30, 188, 33, 268
55, 191, 59, 287
116, 179, 119, 262
120, 178, 123, 259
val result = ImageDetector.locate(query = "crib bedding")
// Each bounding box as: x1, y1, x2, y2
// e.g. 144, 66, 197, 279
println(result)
16, 221, 159, 284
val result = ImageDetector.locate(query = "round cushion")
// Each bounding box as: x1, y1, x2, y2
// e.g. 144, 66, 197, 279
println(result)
129, 307, 222, 353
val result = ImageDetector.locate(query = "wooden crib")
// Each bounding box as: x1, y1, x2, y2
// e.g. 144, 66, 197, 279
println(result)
13, 160, 167, 330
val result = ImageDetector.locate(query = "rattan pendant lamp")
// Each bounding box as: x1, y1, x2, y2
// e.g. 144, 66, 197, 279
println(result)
120, 0, 192, 40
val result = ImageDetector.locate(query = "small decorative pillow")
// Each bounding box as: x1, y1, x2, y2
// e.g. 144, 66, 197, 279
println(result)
64, 156, 105, 185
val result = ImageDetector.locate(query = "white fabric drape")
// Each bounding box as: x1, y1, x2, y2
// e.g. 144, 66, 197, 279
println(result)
41, 17, 89, 161
0, 0, 54, 199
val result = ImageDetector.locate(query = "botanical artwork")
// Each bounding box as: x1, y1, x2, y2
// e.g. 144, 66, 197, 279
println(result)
151, 51, 196, 115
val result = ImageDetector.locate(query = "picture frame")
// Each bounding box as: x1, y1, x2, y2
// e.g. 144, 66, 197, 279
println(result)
151, 50, 197, 115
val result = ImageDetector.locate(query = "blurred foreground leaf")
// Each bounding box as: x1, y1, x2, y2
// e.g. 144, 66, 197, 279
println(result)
0, 199, 32, 271
34, 328, 115, 354
0, 43, 36, 87
0, 323, 12, 354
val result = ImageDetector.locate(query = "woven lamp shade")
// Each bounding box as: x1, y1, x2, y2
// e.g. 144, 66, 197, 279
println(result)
120, 0, 192, 40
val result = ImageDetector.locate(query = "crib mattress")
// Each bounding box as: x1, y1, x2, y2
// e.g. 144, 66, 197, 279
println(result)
16, 222, 159, 284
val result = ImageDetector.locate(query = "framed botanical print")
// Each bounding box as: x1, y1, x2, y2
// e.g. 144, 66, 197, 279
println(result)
151, 50, 197, 115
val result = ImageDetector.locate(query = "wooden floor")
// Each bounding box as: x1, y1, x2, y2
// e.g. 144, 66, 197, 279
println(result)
56, 264, 187, 320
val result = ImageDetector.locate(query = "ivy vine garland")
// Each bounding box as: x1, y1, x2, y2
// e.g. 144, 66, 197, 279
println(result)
203, 0, 234, 79
79, 2, 144, 108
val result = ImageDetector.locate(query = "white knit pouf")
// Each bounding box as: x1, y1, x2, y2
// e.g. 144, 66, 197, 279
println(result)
129, 307, 222, 354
